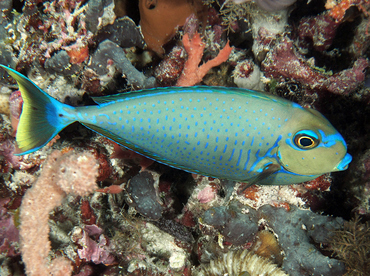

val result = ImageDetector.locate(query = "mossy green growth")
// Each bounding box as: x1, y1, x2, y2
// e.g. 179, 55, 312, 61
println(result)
329, 215, 370, 276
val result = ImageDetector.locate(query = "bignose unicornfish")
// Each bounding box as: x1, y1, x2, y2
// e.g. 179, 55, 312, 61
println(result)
1, 65, 352, 185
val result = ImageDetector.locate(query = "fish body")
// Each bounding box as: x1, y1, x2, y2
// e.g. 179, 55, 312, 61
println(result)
1, 65, 352, 185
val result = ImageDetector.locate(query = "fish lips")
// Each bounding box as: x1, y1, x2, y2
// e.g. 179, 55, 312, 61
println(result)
333, 153, 352, 171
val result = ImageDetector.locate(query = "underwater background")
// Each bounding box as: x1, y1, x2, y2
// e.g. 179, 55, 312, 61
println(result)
0, 0, 369, 275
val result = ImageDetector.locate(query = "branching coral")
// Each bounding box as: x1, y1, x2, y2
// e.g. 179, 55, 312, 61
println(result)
329, 215, 370, 276
176, 32, 232, 86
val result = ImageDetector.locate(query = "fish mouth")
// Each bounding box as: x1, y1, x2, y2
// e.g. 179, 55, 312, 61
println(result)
333, 153, 352, 171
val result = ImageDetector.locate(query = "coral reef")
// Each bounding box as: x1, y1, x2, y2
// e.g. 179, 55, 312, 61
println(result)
0, 0, 370, 275
198, 201, 346, 275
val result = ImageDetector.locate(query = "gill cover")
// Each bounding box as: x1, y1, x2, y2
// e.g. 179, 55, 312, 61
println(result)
277, 108, 349, 175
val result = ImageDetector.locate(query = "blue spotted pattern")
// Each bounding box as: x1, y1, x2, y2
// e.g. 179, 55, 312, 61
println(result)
0, 63, 351, 186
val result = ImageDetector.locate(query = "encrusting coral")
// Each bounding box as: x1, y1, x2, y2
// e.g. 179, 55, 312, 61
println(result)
19, 150, 98, 276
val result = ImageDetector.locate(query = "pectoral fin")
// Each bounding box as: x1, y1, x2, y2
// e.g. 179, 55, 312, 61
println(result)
238, 163, 281, 193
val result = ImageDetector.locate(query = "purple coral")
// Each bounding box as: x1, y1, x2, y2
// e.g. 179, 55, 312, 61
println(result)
298, 13, 341, 52
72, 225, 116, 266
261, 35, 369, 95
0, 198, 20, 258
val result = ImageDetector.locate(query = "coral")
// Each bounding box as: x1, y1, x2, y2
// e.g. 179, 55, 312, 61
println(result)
250, 230, 283, 265
154, 46, 186, 86
329, 215, 370, 275
259, 205, 346, 275
218, 0, 255, 32
89, 39, 156, 89
126, 171, 164, 220
8, 90, 22, 135
44, 50, 80, 76
1, 1, 370, 275
193, 249, 288, 276
349, 16, 370, 58
233, 59, 264, 90
19, 150, 98, 276
85, 0, 114, 33
176, 32, 232, 86
261, 36, 369, 95
0, 198, 20, 258
71, 224, 116, 265
10, 1, 93, 69
0, 92, 10, 117
197, 185, 217, 203
80, 199, 97, 225
0, 133, 39, 171
66, 44, 89, 64
348, 149, 370, 215
326, 0, 365, 22
95, 16, 145, 49
128, 222, 190, 274
196, 195, 346, 275
298, 13, 341, 51
152, 217, 195, 243
202, 202, 259, 245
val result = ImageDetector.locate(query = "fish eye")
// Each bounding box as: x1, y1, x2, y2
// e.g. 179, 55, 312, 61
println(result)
293, 131, 319, 149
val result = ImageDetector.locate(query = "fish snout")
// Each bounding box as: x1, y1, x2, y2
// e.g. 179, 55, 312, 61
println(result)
333, 153, 352, 171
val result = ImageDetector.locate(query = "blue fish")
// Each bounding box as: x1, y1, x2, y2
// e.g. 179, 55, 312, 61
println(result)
1, 65, 351, 185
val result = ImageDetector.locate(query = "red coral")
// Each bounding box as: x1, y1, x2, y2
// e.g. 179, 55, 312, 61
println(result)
154, 46, 186, 86
109, 140, 154, 170
298, 13, 341, 51
179, 209, 196, 228
80, 199, 97, 225
176, 32, 232, 86
88, 148, 112, 182
242, 185, 260, 201
303, 175, 332, 191
271, 202, 291, 211
326, 0, 363, 22
66, 44, 89, 64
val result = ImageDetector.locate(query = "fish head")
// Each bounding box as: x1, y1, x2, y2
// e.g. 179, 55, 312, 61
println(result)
277, 107, 351, 175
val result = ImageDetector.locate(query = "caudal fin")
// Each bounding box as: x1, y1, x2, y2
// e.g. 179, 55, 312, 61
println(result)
0, 65, 77, 155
